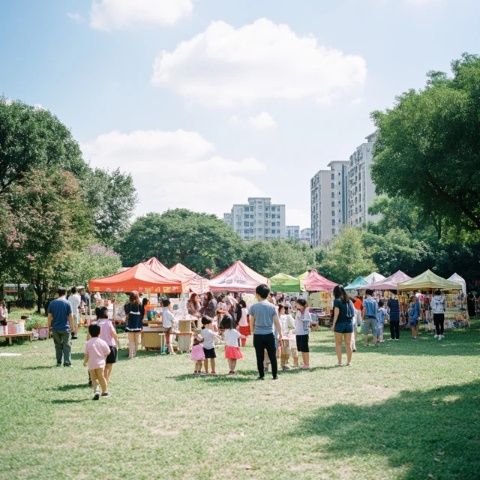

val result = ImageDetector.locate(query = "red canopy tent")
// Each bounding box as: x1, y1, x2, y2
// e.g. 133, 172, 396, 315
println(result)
304, 270, 337, 292
89, 263, 182, 294
209, 260, 269, 293
170, 263, 210, 294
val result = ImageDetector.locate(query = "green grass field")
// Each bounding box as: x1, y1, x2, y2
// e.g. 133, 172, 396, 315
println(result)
1, 318, 479, 480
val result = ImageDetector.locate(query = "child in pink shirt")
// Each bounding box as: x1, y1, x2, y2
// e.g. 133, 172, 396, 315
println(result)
84, 324, 111, 400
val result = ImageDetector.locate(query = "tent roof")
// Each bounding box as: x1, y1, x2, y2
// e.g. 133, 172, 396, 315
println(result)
270, 273, 301, 293
169, 263, 210, 294
304, 270, 337, 292
89, 263, 182, 294
209, 260, 269, 293
344, 276, 368, 291
144, 257, 183, 282
448, 273, 467, 295
398, 269, 461, 291
364, 272, 386, 284
369, 270, 412, 290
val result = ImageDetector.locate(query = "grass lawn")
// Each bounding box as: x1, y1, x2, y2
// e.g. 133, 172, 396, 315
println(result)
0, 317, 479, 480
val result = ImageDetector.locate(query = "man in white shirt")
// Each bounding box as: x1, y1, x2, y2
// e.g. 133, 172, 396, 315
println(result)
68, 287, 82, 339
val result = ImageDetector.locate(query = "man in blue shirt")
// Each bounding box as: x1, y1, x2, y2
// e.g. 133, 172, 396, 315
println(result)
362, 289, 378, 347
47, 288, 74, 366
249, 284, 282, 380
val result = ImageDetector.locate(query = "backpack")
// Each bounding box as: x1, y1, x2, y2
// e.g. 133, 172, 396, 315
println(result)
346, 301, 355, 320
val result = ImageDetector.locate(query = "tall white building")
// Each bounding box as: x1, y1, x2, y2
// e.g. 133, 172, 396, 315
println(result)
286, 225, 300, 240
310, 161, 349, 246
347, 132, 378, 226
224, 197, 286, 241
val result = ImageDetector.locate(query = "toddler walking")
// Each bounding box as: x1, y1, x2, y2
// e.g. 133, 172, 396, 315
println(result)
84, 324, 111, 400
191, 335, 205, 375
201, 318, 221, 375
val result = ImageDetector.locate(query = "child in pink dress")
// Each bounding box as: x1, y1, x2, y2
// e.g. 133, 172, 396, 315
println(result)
84, 324, 111, 400
191, 335, 205, 375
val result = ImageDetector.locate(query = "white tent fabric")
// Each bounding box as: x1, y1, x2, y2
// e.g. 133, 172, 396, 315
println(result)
448, 273, 467, 295
364, 272, 386, 284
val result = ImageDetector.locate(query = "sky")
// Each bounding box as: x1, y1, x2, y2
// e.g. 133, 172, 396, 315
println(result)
1, 0, 479, 228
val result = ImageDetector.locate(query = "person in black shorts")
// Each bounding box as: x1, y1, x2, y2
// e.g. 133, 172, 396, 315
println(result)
332, 285, 354, 366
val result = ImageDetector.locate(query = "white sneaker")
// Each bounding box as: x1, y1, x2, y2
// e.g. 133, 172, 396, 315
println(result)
434, 335, 438, 339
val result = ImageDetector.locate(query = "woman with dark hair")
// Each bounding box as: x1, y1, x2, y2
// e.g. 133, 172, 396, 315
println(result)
331, 285, 354, 366
202, 292, 217, 319
124, 291, 144, 359
236, 300, 250, 346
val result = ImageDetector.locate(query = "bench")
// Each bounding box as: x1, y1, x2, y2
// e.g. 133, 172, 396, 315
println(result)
0, 332, 33, 345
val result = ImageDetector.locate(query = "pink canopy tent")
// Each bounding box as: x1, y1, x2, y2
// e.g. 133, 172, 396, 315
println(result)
304, 270, 337, 292
209, 260, 269, 293
170, 263, 210, 294
143, 257, 190, 293
368, 270, 412, 291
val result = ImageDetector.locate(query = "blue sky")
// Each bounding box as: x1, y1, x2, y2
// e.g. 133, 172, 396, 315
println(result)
1, 0, 479, 228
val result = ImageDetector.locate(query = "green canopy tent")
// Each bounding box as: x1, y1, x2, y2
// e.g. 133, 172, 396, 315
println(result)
397, 269, 461, 292
270, 273, 301, 293
344, 276, 368, 291
298, 271, 309, 292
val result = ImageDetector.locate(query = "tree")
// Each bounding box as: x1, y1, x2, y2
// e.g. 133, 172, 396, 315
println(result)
318, 227, 376, 285
241, 240, 315, 277
58, 244, 122, 289
84, 168, 137, 246
0, 99, 88, 196
117, 209, 243, 274
0, 169, 91, 312
371, 53, 480, 231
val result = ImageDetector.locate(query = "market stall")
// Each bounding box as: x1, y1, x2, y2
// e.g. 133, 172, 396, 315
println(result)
297, 271, 309, 292
368, 270, 412, 291
398, 269, 467, 329
170, 263, 210, 294
304, 270, 337, 326
270, 273, 301, 293
209, 260, 269, 293
344, 276, 368, 292
364, 272, 386, 285
143, 257, 188, 291
448, 273, 467, 296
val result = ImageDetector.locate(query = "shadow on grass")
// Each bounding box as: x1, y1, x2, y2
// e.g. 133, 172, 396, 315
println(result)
22, 365, 58, 370
51, 399, 90, 404
70, 349, 164, 362
292, 380, 480, 479
52, 383, 89, 391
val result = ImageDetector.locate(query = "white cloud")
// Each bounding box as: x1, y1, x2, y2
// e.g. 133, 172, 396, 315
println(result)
81, 130, 266, 218
152, 18, 367, 107
248, 112, 277, 130
229, 112, 277, 130
90, 0, 193, 31
404, 0, 442, 5
67, 12, 84, 23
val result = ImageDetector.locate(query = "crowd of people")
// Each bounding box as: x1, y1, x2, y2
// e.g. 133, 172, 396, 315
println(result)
44, 282, 462, 400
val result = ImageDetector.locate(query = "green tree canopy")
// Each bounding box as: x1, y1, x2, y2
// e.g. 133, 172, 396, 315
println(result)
318, 227, 376, 285
371, 53, 480, 230
117, 209, 243, 275
241, 240, 314, 278
84, 168, 137, 246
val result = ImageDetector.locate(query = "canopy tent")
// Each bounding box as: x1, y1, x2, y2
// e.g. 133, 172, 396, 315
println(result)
364, 272, 386, 284
368, 270, 412, 291
89, 263, 183, 294
304, 270, 337, 292
209, 260, 269, 293
270, 273, 301, 293
398, 269, 462, 291
344, 276, 368, 291
170, 263, 210, 294
448, 273, 467, 295
298, 271, 309, 291
144, 257, 183, 282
